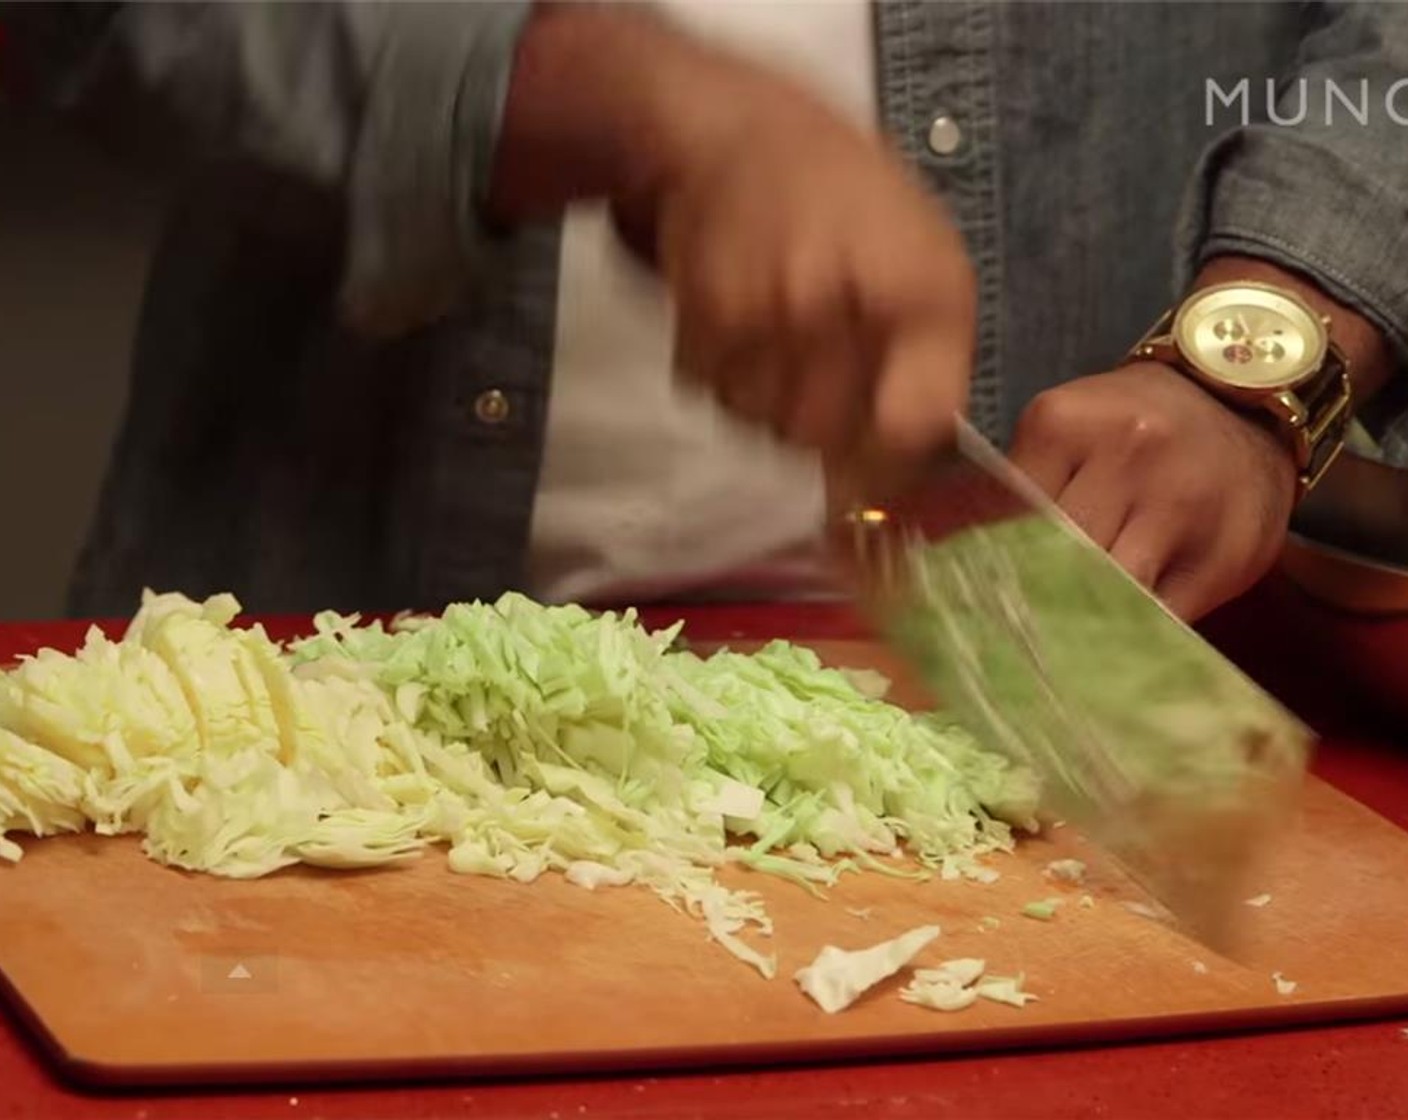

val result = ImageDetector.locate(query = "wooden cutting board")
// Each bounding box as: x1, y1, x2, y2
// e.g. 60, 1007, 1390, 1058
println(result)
3, 640, 1408, 1087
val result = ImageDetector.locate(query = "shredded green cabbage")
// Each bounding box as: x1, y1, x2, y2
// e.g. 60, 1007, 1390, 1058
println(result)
1, 589, 1038, 974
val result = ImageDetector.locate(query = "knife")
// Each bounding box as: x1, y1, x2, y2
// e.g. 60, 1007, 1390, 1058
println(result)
830, 417, 1313, 953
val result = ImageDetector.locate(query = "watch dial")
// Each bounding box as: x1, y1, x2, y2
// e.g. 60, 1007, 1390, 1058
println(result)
1173, 286, 1326, 390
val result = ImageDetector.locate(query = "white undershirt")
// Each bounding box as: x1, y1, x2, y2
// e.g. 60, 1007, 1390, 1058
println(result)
526, 1, 877, 604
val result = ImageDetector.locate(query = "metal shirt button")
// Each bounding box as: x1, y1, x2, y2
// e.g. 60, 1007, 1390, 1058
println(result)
927, 113, 963, 156
473, 388, 510, 425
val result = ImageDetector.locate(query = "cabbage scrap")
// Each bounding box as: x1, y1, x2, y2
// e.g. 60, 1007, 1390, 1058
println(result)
901, 958, 1038, 1012
900, 957, 987, 1011
794, 925, 941, 1013
1043, 858, 1086, 884
0, 590, 1038, 975
976, 973, 1039, 1007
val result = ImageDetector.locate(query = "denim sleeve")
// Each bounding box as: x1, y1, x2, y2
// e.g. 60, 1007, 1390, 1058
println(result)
0, 1, 531, 336
1176, 2, 1408, 366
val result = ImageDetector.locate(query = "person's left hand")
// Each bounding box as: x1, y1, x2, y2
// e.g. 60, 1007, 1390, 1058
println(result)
1008, 361, 1297, 621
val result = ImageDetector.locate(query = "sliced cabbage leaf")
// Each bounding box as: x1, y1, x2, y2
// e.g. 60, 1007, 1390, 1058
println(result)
0, 729, 87, 861
794, 924, 940, 1013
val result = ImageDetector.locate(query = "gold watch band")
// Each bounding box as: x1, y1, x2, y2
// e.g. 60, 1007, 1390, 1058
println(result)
1278, 343, 1353, 497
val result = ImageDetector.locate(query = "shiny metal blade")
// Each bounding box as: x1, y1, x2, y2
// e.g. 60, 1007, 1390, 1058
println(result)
834, 418, 1313, 953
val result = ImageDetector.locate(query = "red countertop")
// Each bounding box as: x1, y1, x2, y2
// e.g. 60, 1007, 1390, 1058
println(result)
2, 576, 1406, 1120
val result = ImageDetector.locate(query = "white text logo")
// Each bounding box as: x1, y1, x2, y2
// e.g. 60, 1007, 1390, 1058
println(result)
1205, 77, 1408, 127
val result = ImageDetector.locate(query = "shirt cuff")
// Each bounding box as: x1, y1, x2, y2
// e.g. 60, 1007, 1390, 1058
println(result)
1175, 126, 1408, 367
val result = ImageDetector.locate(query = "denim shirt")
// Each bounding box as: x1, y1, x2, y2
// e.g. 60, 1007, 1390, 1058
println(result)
4, 1, 1407, 616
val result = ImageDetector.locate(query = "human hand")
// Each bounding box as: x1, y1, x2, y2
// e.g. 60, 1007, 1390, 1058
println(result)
1008, 362, 1297, 621
491, 4, 975, 487
646, 76, 974, 477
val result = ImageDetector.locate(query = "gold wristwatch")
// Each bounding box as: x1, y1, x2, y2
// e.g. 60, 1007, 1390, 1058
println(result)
1128, 281, 1354, 499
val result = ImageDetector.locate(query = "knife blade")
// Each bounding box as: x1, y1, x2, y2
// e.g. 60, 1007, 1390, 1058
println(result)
831, 417, 1313, 953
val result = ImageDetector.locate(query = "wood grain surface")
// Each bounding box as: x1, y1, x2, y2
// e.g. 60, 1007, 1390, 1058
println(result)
2, 641, 1406, 1087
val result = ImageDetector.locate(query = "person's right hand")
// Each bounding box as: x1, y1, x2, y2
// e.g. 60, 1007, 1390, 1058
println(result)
491, 4, 976, 486
645, 62, 976, 476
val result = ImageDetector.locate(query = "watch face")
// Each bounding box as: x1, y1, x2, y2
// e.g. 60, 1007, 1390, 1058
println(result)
1172, 284, 1328, 391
